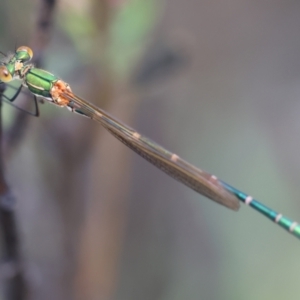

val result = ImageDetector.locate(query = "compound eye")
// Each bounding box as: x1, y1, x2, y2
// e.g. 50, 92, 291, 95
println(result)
16, 46, 33, 62
0, 66, 12, 82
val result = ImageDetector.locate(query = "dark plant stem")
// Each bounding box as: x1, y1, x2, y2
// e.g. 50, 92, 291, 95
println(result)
0, 83, 26, 299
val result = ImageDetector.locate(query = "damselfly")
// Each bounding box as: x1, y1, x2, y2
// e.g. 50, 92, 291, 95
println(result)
0, 46, 299, 239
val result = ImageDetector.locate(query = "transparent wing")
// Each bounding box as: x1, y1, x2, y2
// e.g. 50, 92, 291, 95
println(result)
63, 91, 240, 211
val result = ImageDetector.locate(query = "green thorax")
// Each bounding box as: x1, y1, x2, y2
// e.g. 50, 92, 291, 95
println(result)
23, 67, 58, 98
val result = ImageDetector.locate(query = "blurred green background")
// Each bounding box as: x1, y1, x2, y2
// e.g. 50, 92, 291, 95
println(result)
0, 0, 299, 299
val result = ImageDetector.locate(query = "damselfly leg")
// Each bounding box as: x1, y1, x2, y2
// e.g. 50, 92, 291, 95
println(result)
1, 83, 39, 117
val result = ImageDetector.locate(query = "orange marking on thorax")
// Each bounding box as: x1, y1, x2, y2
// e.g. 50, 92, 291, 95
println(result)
15, 61, 23, 71
50, 80, 72, 106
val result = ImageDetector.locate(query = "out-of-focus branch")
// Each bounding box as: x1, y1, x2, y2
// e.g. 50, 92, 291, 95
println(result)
0, 83, 26, 300
0, 0, 57, 298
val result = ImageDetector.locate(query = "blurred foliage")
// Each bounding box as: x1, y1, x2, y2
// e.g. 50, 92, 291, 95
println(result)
59, 0, 162, 78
